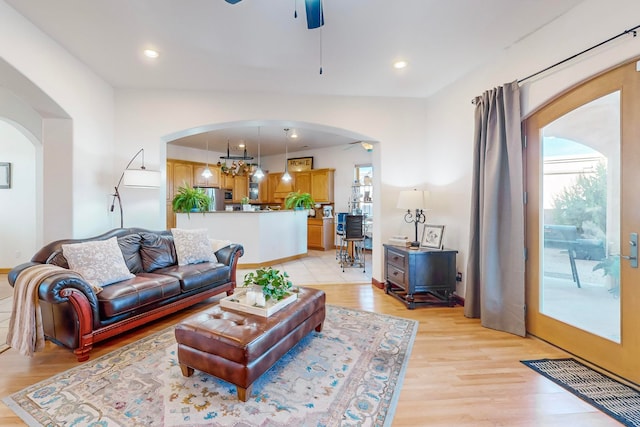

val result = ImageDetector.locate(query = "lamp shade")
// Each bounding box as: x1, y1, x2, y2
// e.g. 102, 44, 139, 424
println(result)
397, 189, 428, 210
123, 169, 161, 188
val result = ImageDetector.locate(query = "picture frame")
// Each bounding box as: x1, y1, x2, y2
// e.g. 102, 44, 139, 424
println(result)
421, 224, 445, 249
0, 162, 11, 189
287, 156, 313, 172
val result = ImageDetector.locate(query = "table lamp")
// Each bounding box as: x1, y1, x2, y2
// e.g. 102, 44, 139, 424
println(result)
397, 189, 428, 248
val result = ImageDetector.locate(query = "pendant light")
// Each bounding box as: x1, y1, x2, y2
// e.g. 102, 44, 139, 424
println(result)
282, 128, 292, 182
201, 139, 213, 178
253, 126, 265, 180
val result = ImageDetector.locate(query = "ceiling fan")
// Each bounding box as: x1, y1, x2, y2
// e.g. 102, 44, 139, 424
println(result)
224, 0, 324, 29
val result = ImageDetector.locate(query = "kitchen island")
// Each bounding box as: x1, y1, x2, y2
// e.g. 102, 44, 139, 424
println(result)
176, 210, 308, 267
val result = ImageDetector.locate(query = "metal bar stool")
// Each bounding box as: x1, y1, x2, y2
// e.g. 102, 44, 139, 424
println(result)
341, 214, 366, 272
335, 212, 348, 261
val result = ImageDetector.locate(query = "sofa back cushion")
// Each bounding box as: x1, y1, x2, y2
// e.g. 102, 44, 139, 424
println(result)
139, 232, 177, 272
118, 234, 143, 274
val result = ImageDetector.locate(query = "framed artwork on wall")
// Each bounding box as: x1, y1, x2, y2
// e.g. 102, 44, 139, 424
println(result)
0, 162, 11, 189
421, 224, 445, 249
287, 157, 313, 172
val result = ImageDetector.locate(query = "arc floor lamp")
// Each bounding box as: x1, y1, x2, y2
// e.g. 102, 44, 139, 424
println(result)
110, 148, 161, 228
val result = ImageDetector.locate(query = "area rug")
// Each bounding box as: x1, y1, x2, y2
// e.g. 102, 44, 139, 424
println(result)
522, 358, 640, 427
3, 304, 418, 426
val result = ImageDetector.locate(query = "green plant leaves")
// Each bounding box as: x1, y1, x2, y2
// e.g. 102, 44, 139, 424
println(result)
242, 267, 293, 300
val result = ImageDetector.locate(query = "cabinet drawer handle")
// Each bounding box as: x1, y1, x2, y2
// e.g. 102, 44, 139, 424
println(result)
393, 256, 399, 261
393, 271, 399, 276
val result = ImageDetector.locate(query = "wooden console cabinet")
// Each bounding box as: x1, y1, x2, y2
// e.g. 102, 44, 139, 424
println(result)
383, 244, 457, 309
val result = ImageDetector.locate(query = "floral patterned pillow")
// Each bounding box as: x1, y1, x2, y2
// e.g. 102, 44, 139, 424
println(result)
62, 236, 135, 293
171, 228, 216, 266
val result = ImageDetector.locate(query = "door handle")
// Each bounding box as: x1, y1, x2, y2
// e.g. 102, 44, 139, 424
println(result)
622, 232, 638, 268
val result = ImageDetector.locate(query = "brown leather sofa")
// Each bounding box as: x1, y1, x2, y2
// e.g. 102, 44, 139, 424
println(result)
8, 227, 244, 361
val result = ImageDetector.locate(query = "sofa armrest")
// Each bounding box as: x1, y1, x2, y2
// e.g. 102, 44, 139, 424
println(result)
215, 243, 244, 266
8, 262, 40, 286
215, 244, 244, 288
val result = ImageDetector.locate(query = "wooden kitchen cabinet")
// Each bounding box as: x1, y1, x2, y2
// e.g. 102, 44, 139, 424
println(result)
221, 173, 234, 190
233, 175, 248, 202
193, 165, 220, 187
307, 217, 334, 250
294, 172, 311, 194
173, 162, 193, 191
383, 244, 457, 309
310, 168, 335, 202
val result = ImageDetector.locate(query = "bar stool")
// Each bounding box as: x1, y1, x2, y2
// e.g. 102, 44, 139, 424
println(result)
341, 214, 366, 272
335, 212, 348, 261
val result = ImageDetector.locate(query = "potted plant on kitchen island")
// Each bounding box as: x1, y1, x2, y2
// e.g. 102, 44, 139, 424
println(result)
284, 191, 315, 211
172, 185, 211, 214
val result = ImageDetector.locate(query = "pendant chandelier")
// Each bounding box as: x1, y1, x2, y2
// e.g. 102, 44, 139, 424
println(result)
282, 128, 292, 182
217, 140, 254, 176
253, 127, 265, 180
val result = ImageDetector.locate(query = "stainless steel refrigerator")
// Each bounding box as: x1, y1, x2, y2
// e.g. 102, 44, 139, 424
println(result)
195, 187, 225, 211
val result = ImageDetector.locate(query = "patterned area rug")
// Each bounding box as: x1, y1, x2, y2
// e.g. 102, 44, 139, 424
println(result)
522, 358, 640, 427
3, 305, 417, 426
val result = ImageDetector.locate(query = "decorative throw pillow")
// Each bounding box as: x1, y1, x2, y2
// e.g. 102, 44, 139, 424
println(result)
62, 237, 135, 293
209, 238, 232, 253
171, 228, 216, 266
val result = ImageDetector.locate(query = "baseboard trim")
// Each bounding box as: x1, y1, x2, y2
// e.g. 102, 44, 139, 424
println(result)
238, 253, 307, 270
371, 277, 385, 289
0, 268, 10, 274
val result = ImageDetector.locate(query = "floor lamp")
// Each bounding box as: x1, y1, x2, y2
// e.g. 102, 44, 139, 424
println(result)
397, 189, 428, 248
110, 148, 161, 228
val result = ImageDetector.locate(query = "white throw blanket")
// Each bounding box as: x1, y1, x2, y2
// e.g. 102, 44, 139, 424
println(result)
6, 264, 77, 356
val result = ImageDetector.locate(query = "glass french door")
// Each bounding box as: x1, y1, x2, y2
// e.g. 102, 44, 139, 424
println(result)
525, 59, 640, 383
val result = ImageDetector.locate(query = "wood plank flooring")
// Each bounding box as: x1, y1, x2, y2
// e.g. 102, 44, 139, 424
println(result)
0, 281, 621, 426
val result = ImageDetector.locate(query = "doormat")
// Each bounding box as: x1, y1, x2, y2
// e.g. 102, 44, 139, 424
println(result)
521, 358, 640, 427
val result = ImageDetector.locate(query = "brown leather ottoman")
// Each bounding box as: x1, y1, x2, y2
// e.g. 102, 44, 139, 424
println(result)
174, 287, 326, 401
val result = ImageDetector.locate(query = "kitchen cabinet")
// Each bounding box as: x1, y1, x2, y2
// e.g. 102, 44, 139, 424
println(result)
221, 173, 234, 190
383, 244, 457, 309
310, 169, 335, 202
193, 165, 220, 187
233, 175, 248, 202
173, 162, 193, 191
307, 217, 334, 250
294, 172, 311, 194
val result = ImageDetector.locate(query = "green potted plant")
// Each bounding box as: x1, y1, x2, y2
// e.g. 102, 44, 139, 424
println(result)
284, 191, 315, 210
243, 267, 293, 301
241, 196, 252, 211
172, 185, 211, 214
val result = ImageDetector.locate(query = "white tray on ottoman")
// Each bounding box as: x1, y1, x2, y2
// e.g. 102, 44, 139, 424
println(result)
220, 288, 298, 317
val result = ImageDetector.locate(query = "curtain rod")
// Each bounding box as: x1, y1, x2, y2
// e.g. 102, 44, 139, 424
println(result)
471, 23, 640, 105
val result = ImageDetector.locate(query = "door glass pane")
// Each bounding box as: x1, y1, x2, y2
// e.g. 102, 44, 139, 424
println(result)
540, 91, 620, 343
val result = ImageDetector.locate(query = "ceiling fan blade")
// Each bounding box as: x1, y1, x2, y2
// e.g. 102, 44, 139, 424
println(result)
225, 0, 242, 4
305, 0, 324, 29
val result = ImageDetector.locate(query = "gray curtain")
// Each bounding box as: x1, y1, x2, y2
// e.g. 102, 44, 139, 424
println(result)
464, 81, 525, 337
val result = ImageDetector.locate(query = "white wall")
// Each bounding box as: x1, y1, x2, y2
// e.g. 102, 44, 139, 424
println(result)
0, 0, 115, 241
0, 121, 36, 268
115, 90, 427, 282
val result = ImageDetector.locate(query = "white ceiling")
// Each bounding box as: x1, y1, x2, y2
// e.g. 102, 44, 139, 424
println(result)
6, 0, 584, 155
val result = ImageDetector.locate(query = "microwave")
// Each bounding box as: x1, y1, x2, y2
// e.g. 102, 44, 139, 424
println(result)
224, 189, 233, 200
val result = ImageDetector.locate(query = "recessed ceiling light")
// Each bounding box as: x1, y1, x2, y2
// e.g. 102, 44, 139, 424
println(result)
290, 130, 299, 139
143, 49, 159, 59
393, 60, 408, 69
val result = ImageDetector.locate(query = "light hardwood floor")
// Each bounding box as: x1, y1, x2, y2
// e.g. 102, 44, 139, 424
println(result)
0, 269, 621, 426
